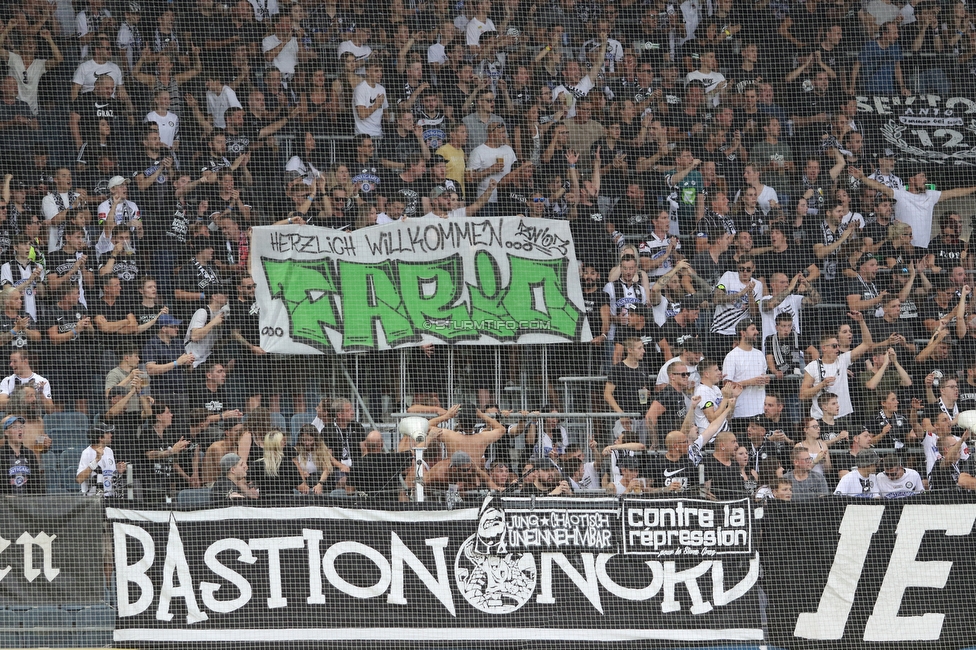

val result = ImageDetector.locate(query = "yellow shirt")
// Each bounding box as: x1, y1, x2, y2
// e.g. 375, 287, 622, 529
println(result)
436, 143, 467, 198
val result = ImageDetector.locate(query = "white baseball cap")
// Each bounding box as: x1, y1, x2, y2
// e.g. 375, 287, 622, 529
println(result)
107, 176, 128, 189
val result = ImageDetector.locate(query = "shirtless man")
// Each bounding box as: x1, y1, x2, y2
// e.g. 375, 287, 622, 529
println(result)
427, 404, 510, 467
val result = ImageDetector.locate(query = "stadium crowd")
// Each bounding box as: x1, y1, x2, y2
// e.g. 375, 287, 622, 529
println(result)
0, 0, 975, 503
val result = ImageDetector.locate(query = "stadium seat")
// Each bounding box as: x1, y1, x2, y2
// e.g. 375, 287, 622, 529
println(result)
73, 604, 114, 647
43, 411, 89, 433
270, 411, 287, 433
0, 605, 26, 648
44, 412, 91, 453
22, 605, 72, 647
290, 412, 316, 445
178, 487, 213, 506
58, 448, 82, 494
41, 452, 61, 494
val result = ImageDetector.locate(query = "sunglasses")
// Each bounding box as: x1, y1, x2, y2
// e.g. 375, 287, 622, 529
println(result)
738, 266, 754, 272
532, 197, 546, 203
673, 372, 691, 377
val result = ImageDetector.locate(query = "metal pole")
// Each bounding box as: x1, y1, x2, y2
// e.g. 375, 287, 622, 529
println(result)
448, 346, 455, 406
495, 346, 502, 406
341, 361, 378, 430
542, 346, 549, 408
399, 348, 407, 412
414, 447, 426, 502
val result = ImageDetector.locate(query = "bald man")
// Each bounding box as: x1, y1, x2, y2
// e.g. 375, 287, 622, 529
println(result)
704, 431, 747, 498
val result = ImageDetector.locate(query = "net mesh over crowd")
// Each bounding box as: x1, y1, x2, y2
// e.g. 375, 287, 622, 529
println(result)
3, 0, 976, 648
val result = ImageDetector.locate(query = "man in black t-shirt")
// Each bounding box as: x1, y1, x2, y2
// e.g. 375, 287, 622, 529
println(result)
41, 284, 96, 411
647, 362, 691, 450
604, 337, 652, 445
382, 154, 429, 218
644, 429, 701, 493
70, 76, 124, 167
757, 226, 818, 285
90, 276, 138, 366
45, 225, 95, 308
174, 237, 223, 320
704, 431, 747, 498
188, 362, 242, 434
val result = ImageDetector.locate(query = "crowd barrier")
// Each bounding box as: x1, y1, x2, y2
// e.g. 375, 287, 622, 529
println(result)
3, 495, 976, 648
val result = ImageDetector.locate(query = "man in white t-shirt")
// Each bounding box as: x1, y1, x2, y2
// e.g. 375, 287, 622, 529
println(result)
185, 288, 229, 368
204, 75, 242, 130
693, 358, 727, 431
4, 26, 62, 114
834, 450, 881, 497
353, 62, 388, 137
70, 35, 129, 103
97, 176, 142, 236
759, 272, 819, 350
710, 258, 762, 353
116, 2, 143, 73
0, 351, 53, 410
552, 34, 608, 119
41, 167, 85, 253
800, 329, 873, 419
145, 89, 180, 150
421, 182, 495, 219
875, 454, 924, 498
262, 14, 302, 80
685, 50, 728, 106
76, 424, 127, 497
247, 0, 279, 21
580, 20, 623, 73
338, 25, 373, 74
854, 164, 976, 248
466, 122, 516, 211
722, 319, 769, 420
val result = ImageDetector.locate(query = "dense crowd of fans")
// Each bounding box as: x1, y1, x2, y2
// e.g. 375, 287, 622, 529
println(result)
0, 0, 975, 503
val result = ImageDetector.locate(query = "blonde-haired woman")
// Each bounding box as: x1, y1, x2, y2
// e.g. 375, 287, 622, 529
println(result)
880, 221, 921, 269
294, 424, 336, 494
254, 431, 303, 499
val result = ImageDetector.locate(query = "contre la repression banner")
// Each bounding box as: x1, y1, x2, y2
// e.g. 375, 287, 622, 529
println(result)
250, 218, 590, 354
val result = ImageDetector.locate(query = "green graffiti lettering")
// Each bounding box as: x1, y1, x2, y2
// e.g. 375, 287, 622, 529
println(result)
339, 261, 416, 349
261, 258, 339, 350
397, 256, 476, 341
503, 257, 580, 338
468, 251, 514, 339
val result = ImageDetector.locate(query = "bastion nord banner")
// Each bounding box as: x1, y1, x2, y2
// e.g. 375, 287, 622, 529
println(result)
107, 497, 762, 647
250, 219, 591, 354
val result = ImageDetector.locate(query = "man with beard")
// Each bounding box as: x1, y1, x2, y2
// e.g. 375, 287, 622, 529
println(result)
6, 384, 51, 458
129, 126, 174, 225
380, 111, 430, 171
601, 254, 649, 355
382, 154, 428, 218
346, 134, 384, 202
646, 362, 692, 450
143, 313, 193, 412
41, 168, 87, 254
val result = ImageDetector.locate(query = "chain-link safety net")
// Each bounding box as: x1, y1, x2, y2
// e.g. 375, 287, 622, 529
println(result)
1, 0, 976, 648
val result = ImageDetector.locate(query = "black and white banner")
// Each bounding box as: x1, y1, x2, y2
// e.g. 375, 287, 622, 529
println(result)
0, 496, 104, 605
760, 495, 976, 650
856, 94, 976, 167
107, 497, 762, 647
